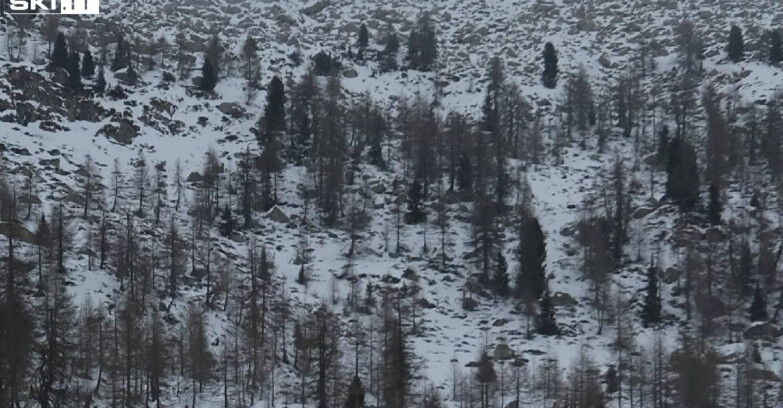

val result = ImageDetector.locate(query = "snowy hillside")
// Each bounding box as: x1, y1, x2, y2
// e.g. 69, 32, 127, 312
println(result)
2, 0, 783, 407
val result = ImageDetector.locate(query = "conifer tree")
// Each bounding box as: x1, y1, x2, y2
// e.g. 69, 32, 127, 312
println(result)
51, 32, 68, 69
111, 34, 129, 72
407, 14, 437, 71
516, 214, 547, 300
665, 137, 700, 212
736, 241, 753, 296
642, 262, 662, 326
542, 42, 559, 89
82, 50, 95, 78
493, 251, 510, 297
263, 76, 287, 136
728, 25, 744, 62
456, 152, 473, 199
241, 35, 261, 96
770, 30, 783, 64
344, 375, 366, 408
535, 287, 558, 335
200, 57, 216, 92
381, 24, 400, 72
358, 23, 369, 49
219, 205, 234, 237
750, 283, 768, 322
94, 64, 107, 93
67, 51, 82, 88
405, 179, 426, 224
475, 350, 497, 408
708, 183, 722, 225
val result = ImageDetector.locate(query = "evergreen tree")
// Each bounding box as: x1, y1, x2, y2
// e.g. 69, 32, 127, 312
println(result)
516, 214, 547, 300
200, 57, 216, 92
51, 32, 68, 69
358, 23, 369, 49
736, 241, 753, 296
665, 137, 700, 212
94, 64, 107, 93
219, 205, 234, 237
81, 50, 95, 78
535, 287, 558, 336
407, 14, 437, 71
405, 179, 426, 224
344, 375, 366, 408
728, 25, 744, 62
475, 350, 497, 408
542, 42, 559, 89
770, 30, 783, 64
750, 283, 768, 322
381, 24, 400, 72
111, 34, 129, 72
456, 152, 473, 198
263, 76, 287, 136
707, 183, 722, 225
492, 251, 510, 297
641, 262, 662, 326
67, 51, 82, 89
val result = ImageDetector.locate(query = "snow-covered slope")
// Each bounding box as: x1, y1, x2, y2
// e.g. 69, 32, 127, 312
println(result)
3, 0, 783, 407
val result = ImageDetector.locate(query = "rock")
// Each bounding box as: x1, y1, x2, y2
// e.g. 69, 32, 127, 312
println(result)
744, 323, 782, 341
493, 343, 515, 361
229, 231, 245, 243
300, 1, 329, 16
39, 158, 60, 168
418, 298, 436, 309
114, 68, 139, 85
343, 68, 358, 78
187, 172, 203, 183
266, 206, 290, 224
633, 207, 654, 219
462, 297, 478, 311
661, 267, 680, 284
551, 292, 578, 307
98, 119, 139, 145
748, 368, 780, 382
217, 102, 246, 118
15, 102, 38, 124
370, 182, 386, 194
705, 227, 727, 243
598, 54, 611, 68
53, 68, 70, 85
559, 223, 576, 237
0, 222, 36, 244
402, 268, 419, 282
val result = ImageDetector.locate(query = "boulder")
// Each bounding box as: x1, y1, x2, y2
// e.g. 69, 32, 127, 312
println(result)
217, 102, 246, 118
661, 267, 680, 284
744, 323, 782, 341
462, 297, 478, 311
748, 368, 780, 382
0, 222, 36, 244
187, 172, 203, 183
633, 207, 654, 219
551, 292, 578, 307
98, 119, 139, 145
267, 206, 290, 224
301, 1, 329, 16
705, 227, 727, 243
598, 54, 611, 69
493, 343, 515, 361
